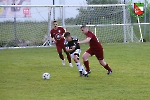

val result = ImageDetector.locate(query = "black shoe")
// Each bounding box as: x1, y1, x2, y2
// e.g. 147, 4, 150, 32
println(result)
79, 71, 83, 77
107, 70, 112, 75
84, 74, 88, 77
87, 70, 91, 74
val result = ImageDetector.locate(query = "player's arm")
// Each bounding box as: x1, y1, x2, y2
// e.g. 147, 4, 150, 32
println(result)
52, 38, 57, 43
78, 37, 91, 44
64, 40, 75, 53
65, 46, 76, 53
61, 27, 65, 39
50, 31, 57, 43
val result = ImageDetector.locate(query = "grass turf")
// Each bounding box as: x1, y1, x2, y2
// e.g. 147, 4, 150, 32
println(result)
0, 43, 150, 100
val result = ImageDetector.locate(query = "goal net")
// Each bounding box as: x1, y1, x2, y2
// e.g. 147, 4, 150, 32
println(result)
62, 5, 138, 43
0, 6, 52, 48
0, 4, 139, 48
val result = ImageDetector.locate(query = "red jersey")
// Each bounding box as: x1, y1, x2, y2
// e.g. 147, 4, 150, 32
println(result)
86, 31, 103, 50
50, 27, 65, 46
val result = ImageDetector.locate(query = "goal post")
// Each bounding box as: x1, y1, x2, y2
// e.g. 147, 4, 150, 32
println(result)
63, 4, 139, 43
42, 7, 52, 46
0, 5, 53, 48
0, 4, 143, 48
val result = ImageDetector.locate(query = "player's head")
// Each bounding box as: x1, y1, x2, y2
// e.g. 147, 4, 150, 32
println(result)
64, 32, 72, 41
52, 20, 58, 29
80, 26, 89, 34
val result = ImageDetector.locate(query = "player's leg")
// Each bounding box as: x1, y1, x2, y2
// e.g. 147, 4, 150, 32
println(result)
73, 54, 83, 76
56, 46, 65, 65
82, 48, 93, 74
73, 53, 88, 77
99, 60, 112, 75
63, 47, 72, 67
95, 49, 112, 75
65, 52, 73, 67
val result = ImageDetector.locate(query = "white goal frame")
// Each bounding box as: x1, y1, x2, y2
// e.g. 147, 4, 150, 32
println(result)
0, 4, 150, 49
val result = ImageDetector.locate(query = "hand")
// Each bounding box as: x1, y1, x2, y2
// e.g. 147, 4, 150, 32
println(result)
60, 35, 64, 39
66, 49, 70, 52
53, 40, 57, 44
52, 38, 57, 43
71, 46, 76, 50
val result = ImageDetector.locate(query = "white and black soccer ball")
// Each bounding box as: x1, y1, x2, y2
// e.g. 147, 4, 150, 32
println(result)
42, 72, 50, 80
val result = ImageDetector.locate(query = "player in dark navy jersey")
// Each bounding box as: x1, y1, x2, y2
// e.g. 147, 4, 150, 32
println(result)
64, 32, 88, 77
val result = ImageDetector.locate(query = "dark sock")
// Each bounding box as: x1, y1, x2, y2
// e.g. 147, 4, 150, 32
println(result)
84, 60, 90, 71
104, 64, 112, 71
59, 55, 64, 60
67, 54, 71, 63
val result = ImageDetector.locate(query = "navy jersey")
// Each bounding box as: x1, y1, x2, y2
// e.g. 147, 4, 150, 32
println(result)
64, 36, 80, 54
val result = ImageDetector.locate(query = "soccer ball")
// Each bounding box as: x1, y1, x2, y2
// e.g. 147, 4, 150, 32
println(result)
42, 72, 50, 80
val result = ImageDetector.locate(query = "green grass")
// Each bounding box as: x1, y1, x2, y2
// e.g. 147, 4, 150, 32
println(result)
0, 43, 150, 100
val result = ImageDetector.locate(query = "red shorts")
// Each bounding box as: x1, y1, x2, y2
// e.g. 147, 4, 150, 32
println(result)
86, 48, 104, 60
56, 45, 66, 53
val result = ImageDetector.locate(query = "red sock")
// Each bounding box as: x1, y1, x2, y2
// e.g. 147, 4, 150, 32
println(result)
67, 54, 71, 63
84, 60, 90, 71
104, 64, 111, 71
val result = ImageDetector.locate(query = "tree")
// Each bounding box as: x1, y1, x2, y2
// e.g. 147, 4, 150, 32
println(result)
75, 0, 121, 25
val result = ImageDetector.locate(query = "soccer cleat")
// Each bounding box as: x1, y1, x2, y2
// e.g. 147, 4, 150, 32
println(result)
69, 63, 73, 67
84, 74, 88, 77
79, 71, 83, 77
107, 70, 112, 75
87, 70, 91, 74
62, 59, 65, 66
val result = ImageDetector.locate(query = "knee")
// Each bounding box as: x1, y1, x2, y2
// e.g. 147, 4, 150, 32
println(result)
99, 60, 106, 66
74, 55, 79, 63
82, 55, 87, 61
74, 58, 78, 63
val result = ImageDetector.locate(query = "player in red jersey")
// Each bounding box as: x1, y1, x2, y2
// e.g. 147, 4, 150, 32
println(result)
50, 20, 73, 67
78, 26, 112, 75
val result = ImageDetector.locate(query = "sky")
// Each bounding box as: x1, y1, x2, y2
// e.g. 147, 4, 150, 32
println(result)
31, 0, 150, 21
31, 0, 87, 21
32, 0, 150, 5
0, 0, 86, 21
0, 0, 149, 21
32, 0, 86, 5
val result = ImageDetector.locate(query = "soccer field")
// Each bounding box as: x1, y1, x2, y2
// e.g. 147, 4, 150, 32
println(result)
0, 43, 150, 100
